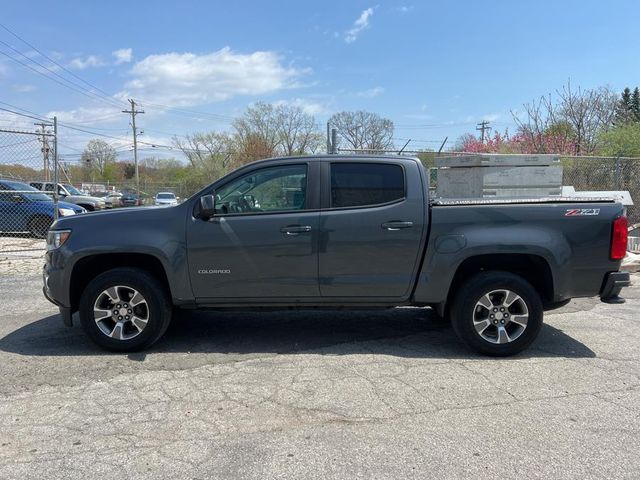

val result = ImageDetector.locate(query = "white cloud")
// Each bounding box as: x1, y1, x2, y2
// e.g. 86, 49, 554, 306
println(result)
45, 106, 122, 124
69, 55, 105, 70
11, 84, 36, 93
0, 110, 37, 129
483, 113, 501, 122
273, 98, 328, 116
112, 48, 133, 65
345, 7, 374, 43
398, 5, 413, 13
119, 47, 306, 107
357, 86, 384, 98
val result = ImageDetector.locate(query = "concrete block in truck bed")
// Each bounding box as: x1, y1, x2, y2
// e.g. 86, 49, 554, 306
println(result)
435, 154, 559, 168
436, 166, 563, 198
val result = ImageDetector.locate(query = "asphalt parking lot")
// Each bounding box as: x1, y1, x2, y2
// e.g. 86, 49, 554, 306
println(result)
0, 254, 639, 479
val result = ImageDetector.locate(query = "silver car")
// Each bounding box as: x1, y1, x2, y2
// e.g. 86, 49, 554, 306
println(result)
154, 192, 178, 206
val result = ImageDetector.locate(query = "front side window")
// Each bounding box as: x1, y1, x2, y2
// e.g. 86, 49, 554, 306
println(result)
215, 164, 307, 215
330, 163, 405, 208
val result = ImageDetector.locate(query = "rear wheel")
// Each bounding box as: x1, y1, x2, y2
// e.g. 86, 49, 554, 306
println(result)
79, 267, 172, 351
450, 271, 543, 356
28, 215, 52, 238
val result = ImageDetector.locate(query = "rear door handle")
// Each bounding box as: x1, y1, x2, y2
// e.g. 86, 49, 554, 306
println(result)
381, 221, 414, 231
280, 225, 312, 235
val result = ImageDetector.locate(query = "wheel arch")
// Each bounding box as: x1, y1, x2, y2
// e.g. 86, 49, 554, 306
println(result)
445, 253, 554, 312
69, 253, 171, 312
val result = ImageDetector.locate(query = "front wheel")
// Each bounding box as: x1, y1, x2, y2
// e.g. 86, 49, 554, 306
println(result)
79, 267, 172, 351
450, 271, 543, 356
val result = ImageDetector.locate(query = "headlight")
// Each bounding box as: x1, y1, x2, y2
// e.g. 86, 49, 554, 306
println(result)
58, 208, 76, 217
47, 229, 71, 250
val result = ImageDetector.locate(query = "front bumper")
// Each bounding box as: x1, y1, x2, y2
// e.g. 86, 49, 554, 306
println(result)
43, 285, 73, 327
600, 271, 631, 304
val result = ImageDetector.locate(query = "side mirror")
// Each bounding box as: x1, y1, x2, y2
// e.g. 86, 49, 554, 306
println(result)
199, 194, 216, 220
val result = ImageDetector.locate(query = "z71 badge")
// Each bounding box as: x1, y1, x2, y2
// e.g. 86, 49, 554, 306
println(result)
565, 208, 600, 217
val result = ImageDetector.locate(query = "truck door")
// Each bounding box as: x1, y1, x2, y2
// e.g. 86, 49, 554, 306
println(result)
186, 162, 321, 300
319, 160, 426, 299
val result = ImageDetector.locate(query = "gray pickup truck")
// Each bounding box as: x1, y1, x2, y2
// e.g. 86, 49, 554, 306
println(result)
43, 155, 631, 355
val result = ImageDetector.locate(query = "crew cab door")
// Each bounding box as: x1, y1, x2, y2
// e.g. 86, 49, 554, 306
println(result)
319, 160, 426, 299
186, 162, 320, 300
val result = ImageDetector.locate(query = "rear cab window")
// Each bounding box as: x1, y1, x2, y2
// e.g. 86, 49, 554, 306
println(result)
330, 162, 405, 208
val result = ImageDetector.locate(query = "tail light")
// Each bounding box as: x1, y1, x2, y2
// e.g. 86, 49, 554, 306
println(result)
610, 216, 628, 260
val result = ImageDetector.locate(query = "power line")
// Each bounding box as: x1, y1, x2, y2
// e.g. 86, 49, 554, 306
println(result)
0, 104, 48, 122
0, 22, 125, 107
0, 48, 124, 109
135, 100, 236, 122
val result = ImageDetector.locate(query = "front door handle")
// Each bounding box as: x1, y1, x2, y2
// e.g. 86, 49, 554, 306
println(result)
280, 225, 312, 235
381, 221, 414, 231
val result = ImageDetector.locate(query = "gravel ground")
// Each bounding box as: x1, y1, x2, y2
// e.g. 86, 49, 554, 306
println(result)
0, 236, 46, 276
0, 240, 639, 479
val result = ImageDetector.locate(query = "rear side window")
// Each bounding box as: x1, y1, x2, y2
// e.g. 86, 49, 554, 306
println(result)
330, 163, 404, 208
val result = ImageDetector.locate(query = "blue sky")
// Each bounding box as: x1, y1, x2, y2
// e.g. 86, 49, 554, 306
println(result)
0, 0, 638, 160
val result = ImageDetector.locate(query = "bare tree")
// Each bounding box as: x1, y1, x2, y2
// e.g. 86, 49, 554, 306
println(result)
81, 139, 117, 177
172, 132, 235, 178
328, 111, 394, 152
511, 94, 557, 153
233, 102, 282, 161
557, 83, 617, 154
276, 104, 323, 155
512, 82, 617, 155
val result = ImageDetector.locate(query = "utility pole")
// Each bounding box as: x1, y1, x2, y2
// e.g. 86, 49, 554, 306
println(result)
35, 121, 53, 181
326, 121, 331, 154
331, 128, 337, 154
123, 99, 144, 199
476, 120, 491, 143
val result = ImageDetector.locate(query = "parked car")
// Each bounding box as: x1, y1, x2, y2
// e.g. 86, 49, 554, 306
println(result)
106, 192, 123, 208
0, 179, 85, 237
43, 155, 630, 354
121, 191, 141, 207
154, 192, 178, 206
29, 182, 106, 211
92, 191, 123, 209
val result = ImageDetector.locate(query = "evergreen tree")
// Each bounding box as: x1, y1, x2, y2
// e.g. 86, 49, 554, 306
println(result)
632, 87, 640, 122
622, 87, 632, 109
615, 87, 633, 124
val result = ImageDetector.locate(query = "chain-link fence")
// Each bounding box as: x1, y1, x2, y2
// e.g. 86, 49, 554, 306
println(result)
0, 122, 58, 260
560, 156, 640, 226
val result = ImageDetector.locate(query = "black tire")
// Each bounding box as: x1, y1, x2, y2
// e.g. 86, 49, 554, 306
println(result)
79, 267, 172, 352
450, 271, 543, 356
78, 204, 94, 211
28, 215, 52, 238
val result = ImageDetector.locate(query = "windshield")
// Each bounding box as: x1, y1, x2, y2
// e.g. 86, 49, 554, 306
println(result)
157, 193, 176, 199
63, 184, 84, 195
2, 180, 52, 202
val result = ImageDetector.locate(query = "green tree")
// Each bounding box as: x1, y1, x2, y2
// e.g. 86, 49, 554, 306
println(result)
123, 163, 136, 179
632, 87, 640, 122
80, 139, 117, 180
598, 123, 640, 156
615, 87, 633, 124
